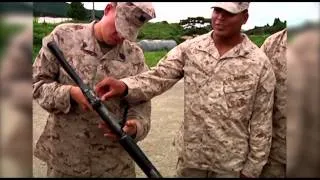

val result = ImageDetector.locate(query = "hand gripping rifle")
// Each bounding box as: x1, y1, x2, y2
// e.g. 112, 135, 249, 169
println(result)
47, 41, 162, 178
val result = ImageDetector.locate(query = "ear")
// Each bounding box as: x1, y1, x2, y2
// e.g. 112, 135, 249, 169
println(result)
242, 10, 249, 25
104, 3, 113, 16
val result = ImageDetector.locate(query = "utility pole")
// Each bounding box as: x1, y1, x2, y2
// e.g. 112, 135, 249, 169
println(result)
91, 2, 95, 20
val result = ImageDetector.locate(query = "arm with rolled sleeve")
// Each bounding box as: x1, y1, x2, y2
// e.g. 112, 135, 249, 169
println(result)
125, 61, 152, 142
121, 44, 186, 104
241, 60, 276, 177
32, 33, 73, 114
126, 100, 151, 142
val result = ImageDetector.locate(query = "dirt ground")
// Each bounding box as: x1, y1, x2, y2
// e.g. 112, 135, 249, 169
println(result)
0, 76, 310, 177
32, 79, 184, 178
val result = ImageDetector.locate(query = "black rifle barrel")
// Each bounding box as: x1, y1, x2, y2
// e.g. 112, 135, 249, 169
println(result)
47, 41, 162, 178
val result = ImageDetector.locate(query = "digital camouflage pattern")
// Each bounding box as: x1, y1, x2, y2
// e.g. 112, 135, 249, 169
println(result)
32, 21, 151, 177
1, 27, 33, 112
115, 2, 156, 42
0, 27, 33, 177
121, 31, 276, 177
211, 2, 250, 14
286, 28, 320, 177
260, 29, 287, 177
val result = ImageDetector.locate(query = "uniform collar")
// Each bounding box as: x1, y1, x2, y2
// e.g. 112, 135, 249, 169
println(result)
77, 20, 100, 56
196, 31, 253, 60
81, 20, 123, 58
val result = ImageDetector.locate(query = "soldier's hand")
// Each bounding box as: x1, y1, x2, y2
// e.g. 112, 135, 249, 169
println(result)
94, 77, 128, 101
123, 120, 138, 138
70, 86, 93, 111
98, 119, 138, 142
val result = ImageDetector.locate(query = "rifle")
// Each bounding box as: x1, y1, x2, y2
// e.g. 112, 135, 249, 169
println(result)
47, 41, 162, 178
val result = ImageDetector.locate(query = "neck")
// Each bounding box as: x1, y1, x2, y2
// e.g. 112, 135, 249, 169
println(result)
93, 22, 103, 42
213, 32, 243, 48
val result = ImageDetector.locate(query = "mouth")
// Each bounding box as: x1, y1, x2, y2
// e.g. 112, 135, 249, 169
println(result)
214, 24, 225, 31
214, 27, 224, 32
215, 24, 224, 29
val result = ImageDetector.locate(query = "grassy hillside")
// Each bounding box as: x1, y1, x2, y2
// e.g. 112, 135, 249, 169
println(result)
33, 21, 56, 60
33, 2, 103, 19
33, 20, 272, 67
248, 34, 271, 47
144, 50, 168, 68
138, 22, 185, 44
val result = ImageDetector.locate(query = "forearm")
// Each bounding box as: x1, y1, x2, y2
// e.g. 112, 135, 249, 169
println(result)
121, 72, 181, 104
242, 107, 273, 177
122, 54, 184, 103
33, 80, 73, 114
32, 31, 75, 114
126, 100, 151, 142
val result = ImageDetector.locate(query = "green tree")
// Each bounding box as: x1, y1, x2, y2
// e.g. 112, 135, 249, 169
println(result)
179, 16, 211, 36
67, 2, 87, 21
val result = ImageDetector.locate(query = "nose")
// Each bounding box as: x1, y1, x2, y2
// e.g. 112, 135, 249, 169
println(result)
216, 12, 224, 21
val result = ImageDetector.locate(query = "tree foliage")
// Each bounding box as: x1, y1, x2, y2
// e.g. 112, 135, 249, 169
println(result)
179, 16, 287, 37
67, 2, 87, 21
245, 18, 286, 35
179, 17, 212, 36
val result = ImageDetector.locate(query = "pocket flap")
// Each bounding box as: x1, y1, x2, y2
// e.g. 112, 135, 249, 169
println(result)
223, 75, 255, 93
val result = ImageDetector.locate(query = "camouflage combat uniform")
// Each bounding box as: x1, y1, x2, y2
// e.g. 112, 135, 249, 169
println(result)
286, 28, 320, 177
121, 31, 276, 177
32, 21, 151, 177
1, 27, 33, 112
260, 29, 287, 178
0, 27, 33, 177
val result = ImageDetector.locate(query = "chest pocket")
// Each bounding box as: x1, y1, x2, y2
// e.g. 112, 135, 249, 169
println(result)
223, 75, 256, 108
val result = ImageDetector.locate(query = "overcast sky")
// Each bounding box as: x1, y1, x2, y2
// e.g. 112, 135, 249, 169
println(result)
82, 2, 319, 30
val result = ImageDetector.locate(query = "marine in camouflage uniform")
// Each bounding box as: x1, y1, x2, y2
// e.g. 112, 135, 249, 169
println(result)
260, 29, 287, 177
32, 2, 155, 177
95, 2, 276, 178
286, 27, 320, 177
0, 27, 33, 177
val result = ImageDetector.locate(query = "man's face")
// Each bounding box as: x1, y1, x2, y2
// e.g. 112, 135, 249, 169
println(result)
211, 7, 248, 38
100, 4, 124, 45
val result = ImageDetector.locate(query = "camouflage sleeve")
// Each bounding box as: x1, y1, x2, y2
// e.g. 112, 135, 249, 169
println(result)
260, 36, 273, 61
0, 29, 32, 110
260, 37, 268, 55
32, 32, 73, 114
121, 44, 185, 104
241, 60, 276, 177
126, 63, 152, 142
127, 100, 151, 142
